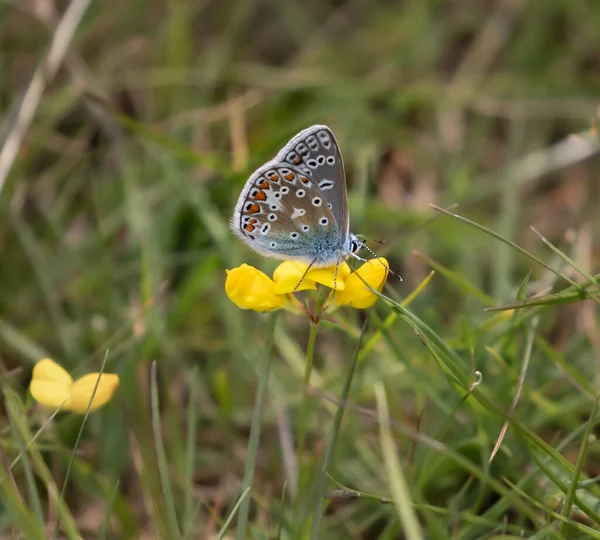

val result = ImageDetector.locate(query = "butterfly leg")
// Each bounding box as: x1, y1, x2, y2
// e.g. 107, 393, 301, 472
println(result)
293, 257, 319, 292
333, 255, 342, 292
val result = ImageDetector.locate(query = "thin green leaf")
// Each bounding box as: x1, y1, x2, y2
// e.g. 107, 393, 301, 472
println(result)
310, 316, 369, 538
218, 487, 251, 540
374, 382, 424, 540
429, 205, 597, 301
150, 360, 182, 540
559, 393, 600, 534
236, 312, 278, 539
530, 226, 598, 287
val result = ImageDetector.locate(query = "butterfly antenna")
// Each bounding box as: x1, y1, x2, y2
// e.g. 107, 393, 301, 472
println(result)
294, 257, 318, 292
355, 234, 386, 246
357, 241, 403, 282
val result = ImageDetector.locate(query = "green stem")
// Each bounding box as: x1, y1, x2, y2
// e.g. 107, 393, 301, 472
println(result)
297, 320, 319, 470
235, 312, 278, 540
559, 393, 600, 535
310, 316, 369, 538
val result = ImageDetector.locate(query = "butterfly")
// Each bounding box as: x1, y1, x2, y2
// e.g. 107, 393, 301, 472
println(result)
231, 125, 366, 270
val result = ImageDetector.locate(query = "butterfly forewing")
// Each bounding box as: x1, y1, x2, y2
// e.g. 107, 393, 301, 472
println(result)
232, 164, 341, 265
275, 125, 349, 237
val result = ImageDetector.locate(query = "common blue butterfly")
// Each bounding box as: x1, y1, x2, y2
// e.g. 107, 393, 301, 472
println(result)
232, 125, 363, 268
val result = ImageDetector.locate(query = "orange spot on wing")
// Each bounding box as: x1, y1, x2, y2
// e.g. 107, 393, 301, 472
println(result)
268, 174, 279, 182
284, 172, 295, 181
254, 190, 267, 201
293, 157, 301, 164
257, 180, 269, 189
247, 204, 260, 214
244, 223, 255, 232
300, 176, 310, 184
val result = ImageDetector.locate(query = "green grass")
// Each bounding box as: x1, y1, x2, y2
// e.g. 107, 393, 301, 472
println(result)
1, 0, 600, 538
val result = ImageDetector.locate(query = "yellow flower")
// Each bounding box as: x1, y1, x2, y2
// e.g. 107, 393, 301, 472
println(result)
30, 358, 120, 414
272, 261, 352, 294
334, 258, 389, 309
225, 258, 389, 313
225, 264, 287, 312
272, 262, 318, 294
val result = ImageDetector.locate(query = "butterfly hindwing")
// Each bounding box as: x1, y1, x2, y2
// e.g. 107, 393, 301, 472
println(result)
275, 125, 349, 237
232, 164, 341, 265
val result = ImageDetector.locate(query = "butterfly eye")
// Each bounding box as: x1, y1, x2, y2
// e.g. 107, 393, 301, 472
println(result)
319, 217, 329, 226
327, 156, 335, 165
296, 189, 306, 198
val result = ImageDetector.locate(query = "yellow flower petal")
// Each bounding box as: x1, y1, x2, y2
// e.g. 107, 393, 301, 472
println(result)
272, 261, 318, 294
305, 262, 352, 290
32, 358, 73, 385
30, 358, 120, 414
67, 373, 120, 414
334, 258, 389, 309
30, 380, 72, 409
272, 261, 352, 293
30, 358, 73, 409
225, 264, 287, 312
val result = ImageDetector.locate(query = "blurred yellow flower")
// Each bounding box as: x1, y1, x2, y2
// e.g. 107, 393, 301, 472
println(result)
30, 358, 120, 414
334, 258, 389, 309
225, 264, 288, 312
225, 258, 389, 312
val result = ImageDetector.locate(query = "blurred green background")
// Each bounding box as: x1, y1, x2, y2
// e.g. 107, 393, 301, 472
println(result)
1, 0, 600, 538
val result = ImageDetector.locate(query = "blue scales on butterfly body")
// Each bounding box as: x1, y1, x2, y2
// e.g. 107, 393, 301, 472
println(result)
232, 125, 362, 267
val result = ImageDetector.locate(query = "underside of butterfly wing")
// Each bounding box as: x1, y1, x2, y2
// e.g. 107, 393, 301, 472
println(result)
275, 125, 349, 237
232, 164, 344, 266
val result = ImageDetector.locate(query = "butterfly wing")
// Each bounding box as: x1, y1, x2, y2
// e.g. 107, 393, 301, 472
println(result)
232, 164, 342, 265
275, 125, 349, 238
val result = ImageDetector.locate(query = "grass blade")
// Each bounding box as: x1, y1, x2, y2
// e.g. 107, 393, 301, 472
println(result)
429, 205, 598, 302
236, 312, 278, 539
218, 487, 250, 540
489, 315, 540, 463
559, 393, 600, 534
150, 360, 182, 540
530, 225, 598, 287
310, 316, 369, 538
56, 350, 111, 537
374, 381, 424, 540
